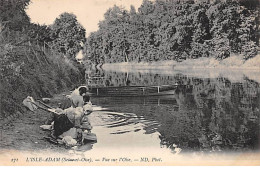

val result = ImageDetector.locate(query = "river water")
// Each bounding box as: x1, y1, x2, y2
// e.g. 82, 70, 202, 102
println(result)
77, 68, 260, 159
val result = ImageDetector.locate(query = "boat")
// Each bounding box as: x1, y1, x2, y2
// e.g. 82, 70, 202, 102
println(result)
88, 85, 177, 97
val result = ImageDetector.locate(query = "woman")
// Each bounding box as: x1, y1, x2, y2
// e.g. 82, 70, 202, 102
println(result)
70, 86, 88, 108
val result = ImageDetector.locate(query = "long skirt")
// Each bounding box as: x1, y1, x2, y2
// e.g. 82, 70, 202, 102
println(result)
53, 114, 74, 137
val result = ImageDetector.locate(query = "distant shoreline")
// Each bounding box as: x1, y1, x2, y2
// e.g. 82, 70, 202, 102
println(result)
102, 55, 260, 83
103, 55, 260, 71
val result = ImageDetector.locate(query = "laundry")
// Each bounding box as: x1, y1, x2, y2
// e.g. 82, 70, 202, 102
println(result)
22, 96, 38, 111
40, 124, 53, 131
62, 136, 77, 147
59, 127, 78, 139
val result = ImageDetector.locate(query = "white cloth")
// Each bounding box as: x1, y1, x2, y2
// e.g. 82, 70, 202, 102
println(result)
62, 136, 77, 146
40, 124, 52, 131
22, 96, 37, 111
83, 102, 93, 114
59, 127, 78, 139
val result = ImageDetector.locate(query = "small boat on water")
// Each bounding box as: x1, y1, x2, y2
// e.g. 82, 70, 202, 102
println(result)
88, 85, 178, 97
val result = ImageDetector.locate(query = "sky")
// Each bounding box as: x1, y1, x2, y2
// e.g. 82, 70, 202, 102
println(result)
26, 0, 143, 37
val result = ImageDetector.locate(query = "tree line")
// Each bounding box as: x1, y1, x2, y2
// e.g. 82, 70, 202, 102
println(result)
0, 0, 86, 119
83, 0, 259, 65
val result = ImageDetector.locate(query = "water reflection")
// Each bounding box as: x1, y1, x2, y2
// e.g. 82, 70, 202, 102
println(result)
88, 69, 260, 154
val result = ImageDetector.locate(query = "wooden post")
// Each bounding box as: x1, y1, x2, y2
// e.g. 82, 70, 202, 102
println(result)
0, 126, 2, 141
97, 88, 99, 96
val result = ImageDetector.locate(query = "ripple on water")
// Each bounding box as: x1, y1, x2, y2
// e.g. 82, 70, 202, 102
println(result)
89, 111, 159, 135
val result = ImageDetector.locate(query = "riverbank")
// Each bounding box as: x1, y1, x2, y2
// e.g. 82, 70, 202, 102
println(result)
102, 55, 260, 83
0, 91, 71, 153
103, 55, 260, 70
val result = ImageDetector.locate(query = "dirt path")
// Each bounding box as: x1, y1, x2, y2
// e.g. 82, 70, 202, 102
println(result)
0, 92, 70, 153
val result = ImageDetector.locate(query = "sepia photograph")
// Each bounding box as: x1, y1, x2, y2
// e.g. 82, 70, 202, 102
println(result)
0, 0, 260, 166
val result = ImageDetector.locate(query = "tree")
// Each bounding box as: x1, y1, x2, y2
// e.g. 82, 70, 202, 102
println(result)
190, 5, 211, 58
0, 0, 31, 43
84, 0, 259, 64
84, 31, 104, 65
27, 23, 52, 45
0, 0, 31, 30
50, 12, 86, 62
236, 4, 259, 59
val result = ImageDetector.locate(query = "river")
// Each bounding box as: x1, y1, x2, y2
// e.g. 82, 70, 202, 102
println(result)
74, 68, 260, 160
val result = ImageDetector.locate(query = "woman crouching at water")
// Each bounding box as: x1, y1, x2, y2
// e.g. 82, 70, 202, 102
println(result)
48, 93, 93, 139
70, 86, 88, 108
58, 86, 88, 109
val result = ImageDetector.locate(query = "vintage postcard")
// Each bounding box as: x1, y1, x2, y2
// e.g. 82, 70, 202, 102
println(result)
0, 0, 260, 166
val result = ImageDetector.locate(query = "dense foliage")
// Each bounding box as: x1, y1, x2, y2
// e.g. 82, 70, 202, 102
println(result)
50, 12, 86, 62
0, 1, 85, 120
84, 0, 259, 64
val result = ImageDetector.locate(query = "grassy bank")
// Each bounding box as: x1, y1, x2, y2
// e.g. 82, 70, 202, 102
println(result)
175, 55, 260, 70
0, 44, 84, 124
103, 55, 260, 70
